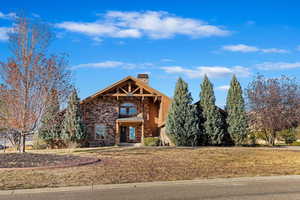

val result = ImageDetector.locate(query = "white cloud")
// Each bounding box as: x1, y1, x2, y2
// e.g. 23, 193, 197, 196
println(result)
73, 61, 124, 69
260, 48, 289, 53
223, 44, 258, 52
222, 44, 288, 53
56, 22, 141, 40
72, 61, 153, 70
161, 65, 250, 78
0, 11, 16, 20
0, 27, 11, 41
56, 11, 230, 40
255, 62, 300, 70
217, 85, 230, 91
32, 13, 40, 18
92, 36, 102, 43
160, 58, 174, 62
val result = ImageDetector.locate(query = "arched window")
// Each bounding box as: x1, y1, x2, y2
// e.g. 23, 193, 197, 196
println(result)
119, 103, 137, 116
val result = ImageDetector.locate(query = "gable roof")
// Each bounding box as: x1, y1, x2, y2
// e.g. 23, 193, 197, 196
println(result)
81, 76, 170, 104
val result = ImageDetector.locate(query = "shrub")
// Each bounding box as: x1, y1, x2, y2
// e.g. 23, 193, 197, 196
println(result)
279, 129, 297, 144
248, 131, 257, 146
290, 141, 300, 146
32, 133, 47, 150
144, 137, 160, 146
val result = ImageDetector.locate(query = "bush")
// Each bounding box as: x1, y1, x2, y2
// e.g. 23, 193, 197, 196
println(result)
144, 137, 160, 146
279, 129, 297, 144
32, 133, 47, 150
290, 141, 300, 146
246, 131, 257, 146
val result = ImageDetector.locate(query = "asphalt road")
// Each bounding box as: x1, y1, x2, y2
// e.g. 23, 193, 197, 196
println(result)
1, 176, 300, 200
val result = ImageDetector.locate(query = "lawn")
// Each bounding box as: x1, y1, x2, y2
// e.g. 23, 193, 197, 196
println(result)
0, 153, 99, 168
1, 147, 300, 190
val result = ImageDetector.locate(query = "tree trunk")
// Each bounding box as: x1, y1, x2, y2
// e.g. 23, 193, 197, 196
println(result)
19, 133, 26, 153
268, 130, 276, 146
4, 137, 6, 153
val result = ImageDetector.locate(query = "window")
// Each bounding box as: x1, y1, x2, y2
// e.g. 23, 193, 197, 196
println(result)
129, 126, 136, 140
119, 103, 137, 116
95, 124, 107, 140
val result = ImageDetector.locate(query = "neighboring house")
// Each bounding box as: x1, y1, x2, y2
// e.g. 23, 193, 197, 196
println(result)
80, 74, 172, 146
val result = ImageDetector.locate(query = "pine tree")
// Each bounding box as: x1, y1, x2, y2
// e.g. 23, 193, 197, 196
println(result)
226, 75, 248, 145
185, 104, 202, 146
199, 75, 228, 145
166, 78, 201, 146
62, 89, 86, 145
39, 89, 62, 148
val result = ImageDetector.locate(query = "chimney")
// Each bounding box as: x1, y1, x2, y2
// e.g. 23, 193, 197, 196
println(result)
137, 74, 149, 84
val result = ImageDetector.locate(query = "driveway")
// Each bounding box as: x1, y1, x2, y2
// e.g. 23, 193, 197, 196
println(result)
1, 175, 300, 200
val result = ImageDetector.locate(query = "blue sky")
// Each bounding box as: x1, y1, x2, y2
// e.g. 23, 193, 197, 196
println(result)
1, 0, 300, 107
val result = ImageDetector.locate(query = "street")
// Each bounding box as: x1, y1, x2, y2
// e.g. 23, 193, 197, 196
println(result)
1, 175, 300, 200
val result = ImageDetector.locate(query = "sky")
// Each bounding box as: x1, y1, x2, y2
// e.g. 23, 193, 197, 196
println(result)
1, 0, 300, 107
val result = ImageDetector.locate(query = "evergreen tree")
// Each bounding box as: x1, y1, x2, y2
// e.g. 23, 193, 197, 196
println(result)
166, 78, 201, 146
62, 89, 86, 145
226, 75, 248, 145
39, 89, 62, 148
199, 75, 229, 145
185, 104, 202, 146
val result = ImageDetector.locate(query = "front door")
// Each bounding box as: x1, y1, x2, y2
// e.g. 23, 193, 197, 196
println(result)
120, 126, 127, 142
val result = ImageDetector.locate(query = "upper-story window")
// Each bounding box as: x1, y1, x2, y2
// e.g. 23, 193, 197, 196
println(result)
119, 103, 137, 117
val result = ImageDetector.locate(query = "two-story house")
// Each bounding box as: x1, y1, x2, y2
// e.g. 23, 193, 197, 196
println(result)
80, 74, 171, 146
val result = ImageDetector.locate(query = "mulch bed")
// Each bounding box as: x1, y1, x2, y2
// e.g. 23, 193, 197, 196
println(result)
0, 153, 100, 170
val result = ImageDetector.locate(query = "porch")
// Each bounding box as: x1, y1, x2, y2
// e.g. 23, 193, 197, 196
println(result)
115, 117, 145, 145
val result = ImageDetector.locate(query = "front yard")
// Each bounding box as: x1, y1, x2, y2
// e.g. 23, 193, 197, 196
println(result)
1, 147, 300, 190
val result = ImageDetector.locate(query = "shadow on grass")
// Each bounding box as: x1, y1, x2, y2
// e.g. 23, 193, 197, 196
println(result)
73, 146, 178, 154
0, 153, 90, 168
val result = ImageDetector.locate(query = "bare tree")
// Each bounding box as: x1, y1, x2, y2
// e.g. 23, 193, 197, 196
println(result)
0, 15, 72, 152
246, 75, 300, 146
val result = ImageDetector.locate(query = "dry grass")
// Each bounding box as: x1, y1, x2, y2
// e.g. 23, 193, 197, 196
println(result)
0, 153, 97, 168
1, 147, 300, 190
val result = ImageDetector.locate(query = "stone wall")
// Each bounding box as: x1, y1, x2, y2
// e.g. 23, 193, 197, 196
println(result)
81, 97, 118, 146
81, 96, 159, 146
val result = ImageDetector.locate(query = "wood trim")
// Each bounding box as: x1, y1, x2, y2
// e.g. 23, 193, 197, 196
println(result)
132, 87, 140, 94
128, 82, 132, 93
120, 87, 129, 94
141, 122, 144, 145
115, 122, 120, 144
80, 76, 171, 104
104, 94, 159, 97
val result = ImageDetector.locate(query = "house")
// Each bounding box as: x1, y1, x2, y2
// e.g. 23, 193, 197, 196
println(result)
80, 74, 172, 146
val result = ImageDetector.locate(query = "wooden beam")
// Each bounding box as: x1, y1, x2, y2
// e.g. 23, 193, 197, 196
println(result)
104, 94, 159, 97
128, 82, 132, 93
132, 86, 140, 94
141, 122, 144, 145
116, 87, 120, 100
115, 122, 120, 145
120, 87, 128, 94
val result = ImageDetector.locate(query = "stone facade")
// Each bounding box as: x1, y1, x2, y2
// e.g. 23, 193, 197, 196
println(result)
81, 97, 118, 146
81, 96, 160, 146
